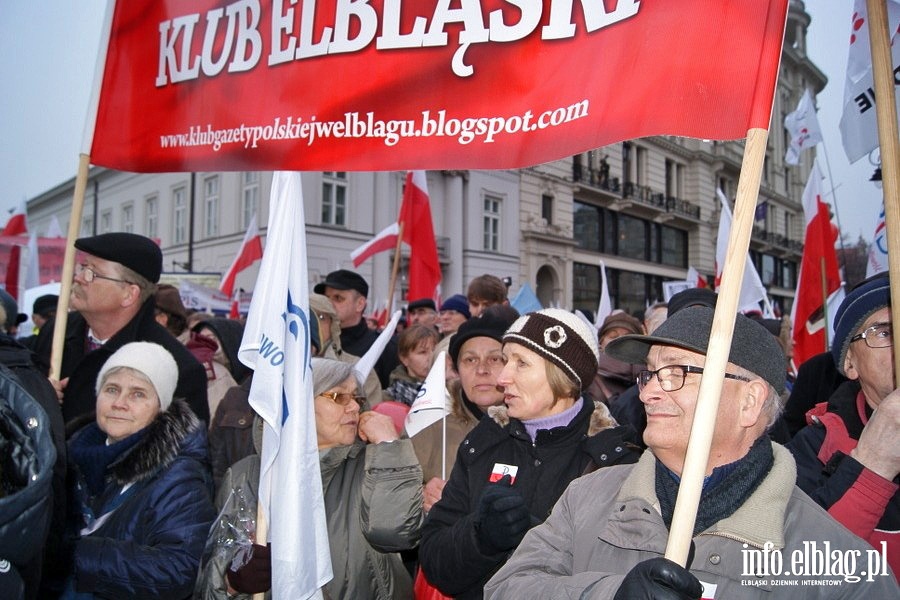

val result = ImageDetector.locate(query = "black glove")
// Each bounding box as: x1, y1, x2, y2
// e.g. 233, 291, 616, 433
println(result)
473, 475, 531, 554
613, 557, 703, 600
226, 543, 272, 594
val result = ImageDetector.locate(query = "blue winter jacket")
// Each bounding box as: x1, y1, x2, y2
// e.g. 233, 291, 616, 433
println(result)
66, 399, 216, 599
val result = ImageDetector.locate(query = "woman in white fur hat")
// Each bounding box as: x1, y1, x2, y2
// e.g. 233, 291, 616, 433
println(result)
55, 341, 216, 599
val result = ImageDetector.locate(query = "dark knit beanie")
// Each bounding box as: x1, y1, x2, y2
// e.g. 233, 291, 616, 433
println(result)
832, 273, 890, 376
449, 311, 517, 367
502, 308, 600, 391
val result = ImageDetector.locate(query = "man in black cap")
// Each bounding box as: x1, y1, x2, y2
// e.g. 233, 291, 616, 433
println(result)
34, 233, 208, 426
314, 269, 398, 388
486, 306, 898, 598
407, 297, 438, 329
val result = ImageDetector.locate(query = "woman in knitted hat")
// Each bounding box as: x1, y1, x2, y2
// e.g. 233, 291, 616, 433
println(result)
419, 308, 641, 599
57, 341, 216, 598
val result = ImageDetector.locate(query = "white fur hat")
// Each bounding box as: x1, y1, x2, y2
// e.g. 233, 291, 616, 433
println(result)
96, 342, 178, 411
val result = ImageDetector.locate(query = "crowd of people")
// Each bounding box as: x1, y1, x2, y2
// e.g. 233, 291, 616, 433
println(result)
0, 231, 896, 599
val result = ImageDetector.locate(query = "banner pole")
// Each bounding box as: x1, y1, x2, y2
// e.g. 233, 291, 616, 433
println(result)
664, 127, 770, 566
866, 0, 900, 387
387, 223, 404, 315
49, 154, 90, 380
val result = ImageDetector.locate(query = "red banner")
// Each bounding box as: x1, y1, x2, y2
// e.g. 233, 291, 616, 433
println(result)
90, 0, 788, 172
0, 237, 67, 286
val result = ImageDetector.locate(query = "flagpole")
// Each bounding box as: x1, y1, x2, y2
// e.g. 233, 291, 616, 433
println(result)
50, 0, 115, 380
866, 0, 900, 386
664, 127, 770, 567
387, 222, 405, 314
50, 154, 90, 380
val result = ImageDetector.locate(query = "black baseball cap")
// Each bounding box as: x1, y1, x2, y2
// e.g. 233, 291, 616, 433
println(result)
313, 269, 368, 297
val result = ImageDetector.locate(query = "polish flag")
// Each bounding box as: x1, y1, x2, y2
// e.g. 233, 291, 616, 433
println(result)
400, 171, 441, 302
219, 214, 263, 297
350, 222, 400, 267
790, 164, 844, 371
2, 200, 27, 236
686, 266, 708, 289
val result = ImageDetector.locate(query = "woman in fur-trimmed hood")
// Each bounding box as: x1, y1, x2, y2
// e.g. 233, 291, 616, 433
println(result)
57, 342, 216, 600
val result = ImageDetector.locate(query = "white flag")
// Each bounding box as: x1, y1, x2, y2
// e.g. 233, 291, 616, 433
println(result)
715, 190, 774, 317
404, 351, 449, 438
238, 172, 331, 600
784, 89, 823, 165
353, 310, 402, 383
867, 205, 888, 277
594, 259, 612, 330
839, 0, 900, 163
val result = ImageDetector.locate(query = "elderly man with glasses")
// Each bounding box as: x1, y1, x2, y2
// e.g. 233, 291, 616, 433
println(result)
787, 273, 899, 577
35, 233, 208, 427
485, 305, 897, 598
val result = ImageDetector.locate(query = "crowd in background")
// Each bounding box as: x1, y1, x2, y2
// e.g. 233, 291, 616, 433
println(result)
0, 232, 896, 599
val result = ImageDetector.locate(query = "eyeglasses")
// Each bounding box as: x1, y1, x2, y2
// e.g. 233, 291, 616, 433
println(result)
76, 264, 134, 285
318, 392, 365, 406
850, 323, 892, 349
637, 365, 751, 392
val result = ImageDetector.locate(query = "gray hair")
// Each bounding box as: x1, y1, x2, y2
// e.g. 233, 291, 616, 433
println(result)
311, 358, 363, 397
732, 364, 783, 430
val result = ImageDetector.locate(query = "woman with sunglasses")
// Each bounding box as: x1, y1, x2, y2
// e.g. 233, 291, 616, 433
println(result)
197, 357, 423, 600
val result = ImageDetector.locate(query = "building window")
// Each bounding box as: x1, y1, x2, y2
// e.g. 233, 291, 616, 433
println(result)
573, 263, 666, 317
541, 194, 553, 225
81, 216, 93, 237
100, 210, 112, 233
784, 211, 793, 239
636, 146, 648, 185
242, 172, 259, 228
204, 176, 220, 237
483, 194, 501, 252
146, 196, 158, 239
322, 172, 347, 226
618, 213, 647, 260
573, 200, 601, 252
121, 203, 134, 233
659, 225, 687, 268
173, 186, 186, 244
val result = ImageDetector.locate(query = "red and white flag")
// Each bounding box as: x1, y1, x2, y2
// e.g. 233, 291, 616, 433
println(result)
87, 3, 788, 171
350, 222, 400, 267
400, 171, 441, 302
715, 190, 773, 316
686, 266, 708, 289
219, 214, 263, 297
784, 89, 823, 165
790, 164, 844, 371
2, 200, 27, 236
839, 0, 900, 163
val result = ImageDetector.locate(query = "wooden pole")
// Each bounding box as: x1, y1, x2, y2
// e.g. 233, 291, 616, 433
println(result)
49, 153, 90, 381
386, 222, 405, 315
866, 0, 900, 387
664, 128, 770, 566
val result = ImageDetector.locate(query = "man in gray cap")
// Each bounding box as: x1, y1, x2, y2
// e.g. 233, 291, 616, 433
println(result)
35, 233, 208, 425
486, 306, 898, 598
314, 269, 398, 388
787, 273, 899, 576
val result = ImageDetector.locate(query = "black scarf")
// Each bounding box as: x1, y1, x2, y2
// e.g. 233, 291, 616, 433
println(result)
69, 423, 148, 496
656, 436, 774, 537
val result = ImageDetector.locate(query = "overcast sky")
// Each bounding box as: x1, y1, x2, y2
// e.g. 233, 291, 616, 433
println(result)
0, 2, 886, 241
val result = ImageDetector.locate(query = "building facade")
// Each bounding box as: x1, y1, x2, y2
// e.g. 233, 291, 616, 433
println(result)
25, 1, 823, 317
